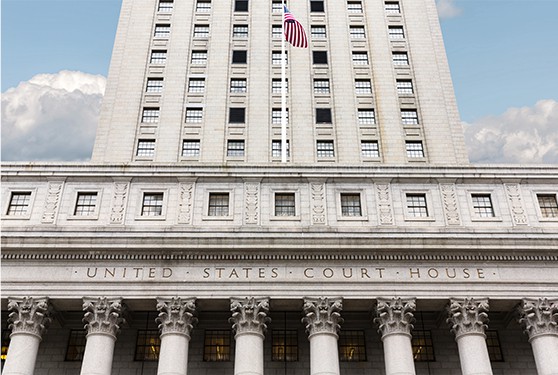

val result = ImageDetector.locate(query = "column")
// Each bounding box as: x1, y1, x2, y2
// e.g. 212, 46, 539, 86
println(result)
80, 297, 124, 375
374, 297, 417, 375
230, 297, 270, 375
447, 298, 493, 375
302, 298, 344, 375
155, 297, 198, 375
518, 298, 558, 375
2, 297, 52, 375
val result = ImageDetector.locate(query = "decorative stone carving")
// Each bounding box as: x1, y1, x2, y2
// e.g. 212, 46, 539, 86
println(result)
41, 181, 64, 224
302, 297, 343, 337
505, 184, 528, 225
440, 184, 461, 225
310, 182, 326, 225
230, 297, 270, 336
447, 298, 489, 339
7, 297, 52, 338
156, 297, 198, 337
82, 297, 125, 338
376, 183, 394, 225
244, 182, 260, 225
110, 182, 129, 224
177, 182, 195, 224
374, 297, 416, 338
518, 298, 558, 340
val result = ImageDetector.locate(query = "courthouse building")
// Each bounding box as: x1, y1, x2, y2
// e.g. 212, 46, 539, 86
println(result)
2, 0, 558, 375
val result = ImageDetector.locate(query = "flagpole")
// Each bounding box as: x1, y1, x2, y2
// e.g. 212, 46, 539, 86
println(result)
281, 0, 287, 163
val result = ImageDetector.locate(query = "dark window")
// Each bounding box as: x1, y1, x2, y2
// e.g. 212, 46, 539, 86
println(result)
275, 193, 296, 216
313, 51, 328, 64
232, 50, 247, 64
208, 194, 230, 216
65, 330, 86, 361
272, 330, 298, 361
204, 330, 231, 361
412, 330, 435, 361
234, 0, 248, 12
135, 330, 161, 361
6, 192, 31, 216
141, 193, 164, 216
339, 330, 366, 361
406, 194, 428, 217
229, 108, 246, 123
537, 194, 558, 218
472, 194, 495, 218
310, 0, 324, 12
486, 330, 504, 362
340, 194, 362, 217
316, 108, 332, 124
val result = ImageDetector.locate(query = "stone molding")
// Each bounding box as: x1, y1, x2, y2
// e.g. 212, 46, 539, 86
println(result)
374, 297, 416, 338
376, 183, 394, 225
82, 297, 125, 339
504, 184, 528, 226
447, 298, 489, 339
302, 297, 343, 338
109, 181, 129, 224
518, 298, 558, 340
177, 182, 195, 224
229, 297, 270, 336
310, 182, 326, 225
41, 181, 64, 224
244, 181, 260, 225
440, 183, 461, 225
7, 297, 52, 339
156, 297, 197, 337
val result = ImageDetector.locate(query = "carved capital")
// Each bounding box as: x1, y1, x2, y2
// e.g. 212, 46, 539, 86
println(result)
518, 298, 558, 340
7, 297, 52, 339
156, 297, 198, 337
374, 298, 416, 338
447, 298, 489, 339
302, 297, 343, 338
230, 297, 270, 337
82, 297, 125, 339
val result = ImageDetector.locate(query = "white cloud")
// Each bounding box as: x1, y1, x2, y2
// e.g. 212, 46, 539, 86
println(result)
436, 0, 462, 19
1, 71, 106, 161
464, 99, 558, 164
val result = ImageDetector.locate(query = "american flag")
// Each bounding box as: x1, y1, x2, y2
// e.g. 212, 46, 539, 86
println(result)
284, 6, 308, 48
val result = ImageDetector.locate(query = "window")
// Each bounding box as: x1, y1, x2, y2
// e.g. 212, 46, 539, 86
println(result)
339, 331, 366, 361
340, 194, 362, 217
393, 51, 409, 66
229, 108, 246, 123
1, 329, 11, 364
358, 109, 376, 125
389, 26, 405, 39
188, 78, 206, 93
186, 108, 203, 123
234, 0, 248, 12
154, 24, 171, 38
232, 50, 247, 64
313, 51, 328, 64
316, 108, 332, 124
272, 79, 288, 94
65, 330, 86, 361
412, 330, 435, 361
406, 141, 424, 158
311, 25, 327, 39
347, 1, 363, 13
310, 0, 324, 12
208, 194, 230, 216
272, 1, 283, 13
141, 193, 164, 216
135, 330, 160, 361
146, 78, 164, 93
406, 193, 428, 217
204, 330, 231, 361
471, 194, 495, 218
142, 108, 160, 123
275, 193, 296, 216
385, 1, 401, 13
227, 140, 245, 157
233, 25, 248, 38
6, 192, 31, 216
272, 108, 288, 124
158, 0, 173, 13
74, 192, 97, 216
537, 194, 558, 218
230, 79, 247, 93
361, 141, 379, 158
397, 80, 414, 95
191, 50, 208, 65
272, 25, 282, 39
352, 51, 368, 65
272, 330, 298, 361
137, 140, 156, 157
194, 25, 210, 38
401, 110, 419, 125
317, 140, 334, 158
272, 140, 290, 158
196, 0, 211, 12
272, 51, 288, 65
355, 79, 372, 94
486, 330, 504, 362
182, 140, 201, 157
350, 26, 366, 39
150, 50, 167, 64
313, 79, 330, 94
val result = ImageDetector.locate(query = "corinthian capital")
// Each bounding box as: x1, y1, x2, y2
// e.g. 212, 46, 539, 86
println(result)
374, 297, 416, 338
447, 298, 489, 339
230, 297, 270, 336
7, 297, 52, 339
302, 297, 343, 337
82, 297, 125, 339
518, 298, 558, 340
156, 297, 198, 337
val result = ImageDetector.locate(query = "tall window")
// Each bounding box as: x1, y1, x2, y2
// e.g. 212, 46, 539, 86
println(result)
6, 192, 31, 216
355, 79, 372, 94
208, 194, 230, 216
196, 0, 211, 12
272, 108, 288, 125
137, 140, 156, 157
186, 108, 203, 123
272, 79, 288, 94
471, 194, 495, 218
193, 25, 210, 38
275, 193, 296, 216
182, 140, 201, 157
188, 78, 206, 93
65, 330, 86, 361
311, 25, 327, 39
232, 50, 247, 64
352, 51, 369, 65
230, 79, 247, 93
401, 110, 419, 125
135, 330, 161, 361
229, 108, 246, 123
204, 330, 231, 361
406, 193, 428, 217
397, 80, 414, 95
393, 51, 409, 65
310, 0, 324, 12
234, 0, 249, 12
389, 26, 405, 39
486, 330, 504, 362
154, 24, 171, 38
142, 108, 160, 123
272, 140, 290, 158
361, 141, 380, 158
347, 1, 363, 13
191, 50, 208, 65
340, 194, 362, 217
150, 50, 167, 64
146, 78, 164, 93
338, 331, 366, 361
406, 141, 424, 158
272, 330, 298, 361
313, 79, 330, 94
385, 1, 401, 14
349, 26, 366, 39
358, 109, 376, 125
537, 194, 558, 218
141, 193, 164, 216
233, 25, 248, 38
317, 140, 335, 158
227, 140, 245, 157
412, 330, 435, 361
74, 192, 97, 216
316, 108, 332, 124
158, 0, 173, 13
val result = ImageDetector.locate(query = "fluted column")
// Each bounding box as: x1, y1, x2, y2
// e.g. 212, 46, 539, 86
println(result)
155, 298, 197, 375
80, 297, 125, 375
518, 298, 558, 375
2, 297, 52, 375
447, 298, 493, 375
230, 297, 270, 375
302, 298, 343, 375
374, 298, 417, 375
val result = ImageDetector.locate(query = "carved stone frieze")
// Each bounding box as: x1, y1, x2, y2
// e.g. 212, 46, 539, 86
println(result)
505, 184, 528, 225
82, 297, 125, 338
302, 297, 343, 337
156, 297, 197, 337
41, 181, 64, 224
447, 298, 489, 339
310, 182, 326, 225
244, 182, 260, 225
376, 183, 394, 225
110, 182, 129, 224
7, 297, 52, 339
440, 184, 461, 225
518, 298, 558, 340
374, 297, 416, 338
177, 182, 195, 224
230, 297, 270, 336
